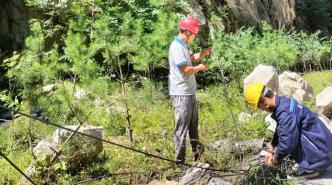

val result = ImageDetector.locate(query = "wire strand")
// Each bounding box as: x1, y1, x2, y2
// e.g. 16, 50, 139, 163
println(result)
0, 105, 246, 174
0, 150, 37, 185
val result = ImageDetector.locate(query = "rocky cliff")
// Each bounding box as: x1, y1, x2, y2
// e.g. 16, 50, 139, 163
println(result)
0, 0, 27, 53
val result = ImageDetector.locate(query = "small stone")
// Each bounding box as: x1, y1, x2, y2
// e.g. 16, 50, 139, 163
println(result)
42, 84, 56, 93
148, 180, 178, 185
74, 89, 87, 100
179, 163, 210, 185
238, 112, 252, 123
106, 105, 126, 115
207, 177, 232, 185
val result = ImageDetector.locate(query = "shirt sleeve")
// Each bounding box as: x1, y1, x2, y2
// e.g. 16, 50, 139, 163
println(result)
273, 111, 300, 161
171, 47, 188, 68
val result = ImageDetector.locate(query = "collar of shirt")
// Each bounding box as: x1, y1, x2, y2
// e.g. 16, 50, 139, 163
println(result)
174, 36, 188, 48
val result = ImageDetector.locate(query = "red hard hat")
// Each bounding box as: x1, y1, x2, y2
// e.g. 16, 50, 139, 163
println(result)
179, 16, 200, 34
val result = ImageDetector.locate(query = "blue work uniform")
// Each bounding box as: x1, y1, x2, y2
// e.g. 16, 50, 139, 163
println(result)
271, 96, 332, 172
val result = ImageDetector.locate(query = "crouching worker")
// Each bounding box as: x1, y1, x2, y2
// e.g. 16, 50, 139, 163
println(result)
245, 82, 332, 180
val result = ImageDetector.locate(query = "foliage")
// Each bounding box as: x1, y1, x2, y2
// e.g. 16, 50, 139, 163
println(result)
209, 22, 332, 82
296, 0, 332, 35
1, 0, 332, 184
241, 165, 289, 185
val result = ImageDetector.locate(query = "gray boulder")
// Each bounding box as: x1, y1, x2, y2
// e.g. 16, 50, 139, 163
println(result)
244, 65, 279, 93
316, 86, 332, 119
278, 71, 313, 103
33, 138, 57, 159
53, 125, 103, 153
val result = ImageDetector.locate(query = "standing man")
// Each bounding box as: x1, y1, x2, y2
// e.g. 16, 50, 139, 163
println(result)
245, 82, 332, 180
168, 16, 212, 164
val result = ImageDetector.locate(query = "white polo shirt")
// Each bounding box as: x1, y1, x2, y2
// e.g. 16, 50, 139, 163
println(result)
168, 37, 196, 95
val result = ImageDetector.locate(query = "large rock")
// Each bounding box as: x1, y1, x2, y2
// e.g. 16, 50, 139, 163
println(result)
278, 71, 313, 103
53, 125, 103, 153
22, 125, 104, 182
316, 86, 332, 119
33, 138, 57, 158
244, 65, 279, 93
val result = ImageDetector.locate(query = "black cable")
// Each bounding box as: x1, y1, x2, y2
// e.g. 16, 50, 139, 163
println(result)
0, 150, 37, 185
0, 105, 245, 174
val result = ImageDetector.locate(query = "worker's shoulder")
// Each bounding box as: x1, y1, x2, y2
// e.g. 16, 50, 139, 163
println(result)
169, 40, 185, 50
275, 96, 295, 116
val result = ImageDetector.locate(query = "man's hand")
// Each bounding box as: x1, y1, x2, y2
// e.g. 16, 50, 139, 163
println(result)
191, 48, 213, 62
268, 145, 276, 153
201, 47, 213, 57
198, 64, 208, 71
264, 152, 276, 166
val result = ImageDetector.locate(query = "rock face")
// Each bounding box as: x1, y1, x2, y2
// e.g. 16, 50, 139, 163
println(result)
316, 86, 332, 119
0, 0, 27, 52
186, 0, 296, 43
278, 71, 313, 103
243, 65, 279, 93
225, 0, 295, 29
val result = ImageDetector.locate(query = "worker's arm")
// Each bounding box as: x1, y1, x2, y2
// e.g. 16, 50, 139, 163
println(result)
273, 111, 299, 162
180, 64, 208, 75
191, 48, 213, 62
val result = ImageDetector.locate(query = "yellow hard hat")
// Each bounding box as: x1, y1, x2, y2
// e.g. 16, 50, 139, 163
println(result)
245, 82, 265, 109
